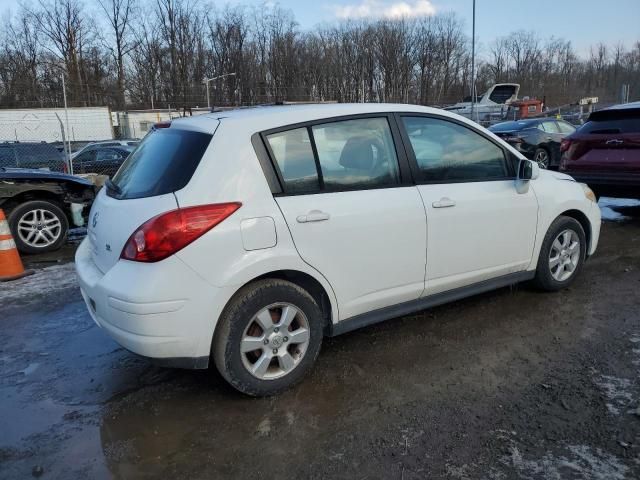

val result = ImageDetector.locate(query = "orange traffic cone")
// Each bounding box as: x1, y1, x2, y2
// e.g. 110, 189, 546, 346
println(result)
0, 209, 34, 282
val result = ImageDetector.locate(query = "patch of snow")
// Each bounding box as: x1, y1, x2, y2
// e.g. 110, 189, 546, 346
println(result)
593, 374, 633, 415
0, 263, 78, 303
495, 443, 628, 480
599, 197, 640, 222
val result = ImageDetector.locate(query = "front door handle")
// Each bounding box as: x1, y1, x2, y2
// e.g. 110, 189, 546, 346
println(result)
432, 197, 456, 208
297, 210, 330, 223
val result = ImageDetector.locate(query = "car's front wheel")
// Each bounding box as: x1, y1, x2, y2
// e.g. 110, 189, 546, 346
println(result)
8, 200, 69, 254
213, 279, 323, 396
533, 216, 586, 291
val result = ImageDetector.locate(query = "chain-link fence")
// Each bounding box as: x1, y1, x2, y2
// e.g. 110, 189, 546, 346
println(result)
0, 106, 217, 178
0, 107, 127, 178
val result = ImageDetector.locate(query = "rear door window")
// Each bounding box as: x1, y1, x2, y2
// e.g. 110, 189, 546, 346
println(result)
110, 128, 212, 199
97, 148, 126, 161
76, 150, 96, 163
541, 121, 560, 133
311, 117, 400, 189
557, 121, 576, 134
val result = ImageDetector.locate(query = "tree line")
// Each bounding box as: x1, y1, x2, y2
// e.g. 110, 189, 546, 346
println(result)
1, 0, 638, 111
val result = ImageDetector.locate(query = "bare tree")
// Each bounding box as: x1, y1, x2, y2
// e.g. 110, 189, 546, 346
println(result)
97, 0, 136, 107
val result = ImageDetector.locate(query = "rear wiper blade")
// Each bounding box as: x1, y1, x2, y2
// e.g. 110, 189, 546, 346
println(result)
105, 178, 122, 195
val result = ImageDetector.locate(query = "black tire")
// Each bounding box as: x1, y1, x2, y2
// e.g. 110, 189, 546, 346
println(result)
533, 216, 586, 292
213, 279, 324, 396
7, 200, 69, 254
533, 148, 550, 169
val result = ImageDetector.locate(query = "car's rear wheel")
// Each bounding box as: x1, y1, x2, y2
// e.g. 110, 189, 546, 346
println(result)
533, 148, 550, 169
533, 216, 586, 291
8, 200, 69, 254
213, 279, 323, 396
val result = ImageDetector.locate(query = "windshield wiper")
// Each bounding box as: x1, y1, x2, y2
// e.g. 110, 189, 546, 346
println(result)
105, 178, 122, 195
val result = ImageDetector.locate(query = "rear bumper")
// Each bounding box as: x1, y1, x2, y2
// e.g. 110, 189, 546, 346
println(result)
74, 238, 234, 368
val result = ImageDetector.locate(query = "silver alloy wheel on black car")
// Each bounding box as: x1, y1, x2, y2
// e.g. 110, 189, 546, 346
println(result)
17, 208, 63, 250
534, 148, 550, 169
7, 200, 69, 254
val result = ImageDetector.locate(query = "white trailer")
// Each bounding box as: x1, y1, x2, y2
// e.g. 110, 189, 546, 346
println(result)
0, 107, 113, 143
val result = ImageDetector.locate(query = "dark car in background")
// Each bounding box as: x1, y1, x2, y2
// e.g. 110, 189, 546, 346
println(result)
0, 142, 67, 172
489, 118, 576, 169
559, 102, 640, 199
71, 145, 135, 177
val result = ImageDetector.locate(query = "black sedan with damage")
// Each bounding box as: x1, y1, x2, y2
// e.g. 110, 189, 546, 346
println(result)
489, 117, 576, 169
0, 168, 95, 253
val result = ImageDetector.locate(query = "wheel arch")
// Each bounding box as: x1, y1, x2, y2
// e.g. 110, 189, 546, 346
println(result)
2, 190, 70, 221
216, 269, 337, 339
558, 209, 592, 255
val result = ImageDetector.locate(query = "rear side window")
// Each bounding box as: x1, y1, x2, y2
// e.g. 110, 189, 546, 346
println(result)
111, 128, 212, 199
579, 118, 640, 134
557, 121, 576, 134
540, 121, 560, 133
265, 128, 319, 193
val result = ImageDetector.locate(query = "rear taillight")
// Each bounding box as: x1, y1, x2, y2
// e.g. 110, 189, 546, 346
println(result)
121, 202, 241, 262
560, 139, 572, 153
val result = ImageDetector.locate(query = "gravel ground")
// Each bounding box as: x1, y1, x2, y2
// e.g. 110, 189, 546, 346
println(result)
1, 200, 640, 479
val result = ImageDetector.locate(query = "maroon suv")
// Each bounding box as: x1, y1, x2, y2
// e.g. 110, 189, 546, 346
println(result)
559, 103, 640, 199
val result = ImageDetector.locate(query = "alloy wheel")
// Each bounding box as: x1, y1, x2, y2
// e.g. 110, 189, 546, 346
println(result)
534, 150, 550, 169
549, 229, 580, 281
16, 208, 62, 249
240, 303, 311, 380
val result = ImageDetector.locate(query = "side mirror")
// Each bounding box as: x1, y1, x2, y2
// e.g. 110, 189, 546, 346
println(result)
515, 159, 539, 194
517, 159, 539, 181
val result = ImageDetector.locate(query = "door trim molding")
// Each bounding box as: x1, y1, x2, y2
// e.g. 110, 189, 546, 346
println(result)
327, 270, 535, 336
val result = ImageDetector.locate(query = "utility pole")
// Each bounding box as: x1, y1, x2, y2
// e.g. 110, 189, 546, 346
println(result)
203, 73, 236, 111
470, 0, 476, 123
61, 74, 73, 174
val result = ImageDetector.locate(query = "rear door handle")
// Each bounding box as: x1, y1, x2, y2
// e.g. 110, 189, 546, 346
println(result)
432, 197, 456, 208
297, 210, 330, 223
605, 139, 624, 145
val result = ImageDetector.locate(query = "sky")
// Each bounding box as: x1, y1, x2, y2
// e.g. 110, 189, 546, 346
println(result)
2, 0, 639, 56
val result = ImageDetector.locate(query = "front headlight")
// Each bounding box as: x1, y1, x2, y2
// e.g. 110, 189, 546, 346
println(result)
580, 183, 597, 203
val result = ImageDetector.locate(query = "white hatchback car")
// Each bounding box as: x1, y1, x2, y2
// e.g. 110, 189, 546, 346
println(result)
76, 104, 601, 396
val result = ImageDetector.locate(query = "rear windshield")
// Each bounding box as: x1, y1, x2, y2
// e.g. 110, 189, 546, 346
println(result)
109, 128, 212, 199
579, 118, 640, 134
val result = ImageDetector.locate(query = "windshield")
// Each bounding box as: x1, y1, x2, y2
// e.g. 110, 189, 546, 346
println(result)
109, 128, 213, 200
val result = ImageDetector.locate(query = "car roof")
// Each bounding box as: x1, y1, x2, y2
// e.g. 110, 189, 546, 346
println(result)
589, 103, 640, 121
170, 103, 481, 136
605, 101, 640, 110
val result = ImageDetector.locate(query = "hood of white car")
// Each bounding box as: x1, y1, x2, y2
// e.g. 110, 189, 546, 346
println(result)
543, 170, 574, 182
